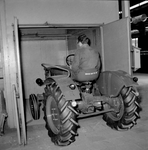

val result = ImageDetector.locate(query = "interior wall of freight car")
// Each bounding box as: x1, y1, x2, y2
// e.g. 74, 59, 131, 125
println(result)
20, 40, 67, 99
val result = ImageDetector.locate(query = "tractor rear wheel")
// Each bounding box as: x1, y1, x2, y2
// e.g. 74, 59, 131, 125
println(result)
103, 86, 141, 130
43, 81, 79, 146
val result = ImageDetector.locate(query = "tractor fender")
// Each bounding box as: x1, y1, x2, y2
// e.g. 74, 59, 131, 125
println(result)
46, 76, 80, 100
97, 70, 138, 97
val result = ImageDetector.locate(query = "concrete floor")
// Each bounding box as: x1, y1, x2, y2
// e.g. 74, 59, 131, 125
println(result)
0, 73, 148, 150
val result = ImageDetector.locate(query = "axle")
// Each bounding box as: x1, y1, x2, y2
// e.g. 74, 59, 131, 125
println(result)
71, 95, 120, 115
77, 108, 114, 119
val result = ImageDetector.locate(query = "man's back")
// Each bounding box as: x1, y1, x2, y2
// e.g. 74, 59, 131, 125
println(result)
72, 45, 100, 72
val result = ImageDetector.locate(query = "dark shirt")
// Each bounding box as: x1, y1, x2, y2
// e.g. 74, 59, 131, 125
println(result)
72, 45, 100, 73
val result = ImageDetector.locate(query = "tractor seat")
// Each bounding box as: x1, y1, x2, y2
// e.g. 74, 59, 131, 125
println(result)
74, 68, 99, 82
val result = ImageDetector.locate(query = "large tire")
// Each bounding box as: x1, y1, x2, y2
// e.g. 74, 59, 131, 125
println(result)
103, 86, 141, 130
43, 80, 79, 146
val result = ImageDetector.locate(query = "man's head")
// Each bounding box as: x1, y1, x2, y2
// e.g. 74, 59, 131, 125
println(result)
77, 34, 91, 46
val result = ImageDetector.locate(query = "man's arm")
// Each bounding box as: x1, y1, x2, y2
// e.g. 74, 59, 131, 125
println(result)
96, 52, 102, 72
71, 52, 80, 72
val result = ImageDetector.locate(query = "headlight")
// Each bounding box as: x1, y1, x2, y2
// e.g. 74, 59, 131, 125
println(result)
69, 84, 76, 90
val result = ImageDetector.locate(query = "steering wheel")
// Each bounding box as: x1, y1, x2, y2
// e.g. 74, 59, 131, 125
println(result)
66, 54, 75, 66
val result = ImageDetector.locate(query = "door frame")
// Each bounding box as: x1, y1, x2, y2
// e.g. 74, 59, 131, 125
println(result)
14, 17, 27, 145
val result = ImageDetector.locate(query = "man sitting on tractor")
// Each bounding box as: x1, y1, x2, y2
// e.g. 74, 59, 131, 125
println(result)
71, 34, 101, 82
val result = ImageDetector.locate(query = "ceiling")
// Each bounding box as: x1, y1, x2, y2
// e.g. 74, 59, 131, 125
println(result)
130, 0, 145, 6
130, 0, 148, 17
19, 25, 99, 41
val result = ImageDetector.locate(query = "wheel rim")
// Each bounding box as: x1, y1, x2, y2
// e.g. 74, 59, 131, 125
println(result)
107, 96, 124, 121
29, 94, 39, 120
46, 95, 61, 134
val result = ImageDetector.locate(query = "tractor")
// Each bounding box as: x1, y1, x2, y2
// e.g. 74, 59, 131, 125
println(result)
29, 54, 141, 146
